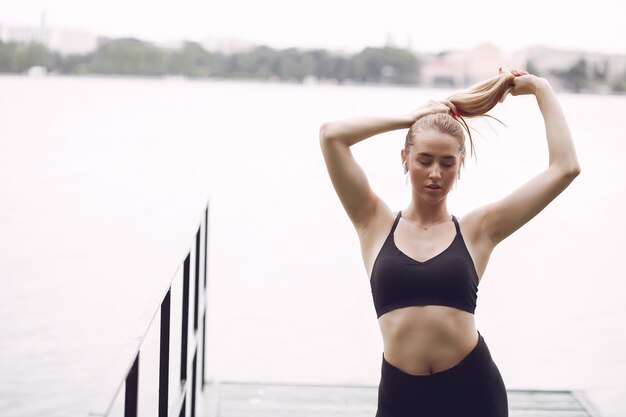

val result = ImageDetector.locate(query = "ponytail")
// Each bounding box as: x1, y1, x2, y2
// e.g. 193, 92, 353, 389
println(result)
448, 71, 516, 117
406, 71, 516, 166
450, 71, 516, 160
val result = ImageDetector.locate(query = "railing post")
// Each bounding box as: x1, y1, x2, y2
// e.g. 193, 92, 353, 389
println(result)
204, 205, 208, 289
194, 227, 200, 332
191, 352, 197, 417
202, 204, 208, 391
202, 311, 206, 391
181, 253, 190, 383
159, 289, 171, 417
124, 353, 139, 417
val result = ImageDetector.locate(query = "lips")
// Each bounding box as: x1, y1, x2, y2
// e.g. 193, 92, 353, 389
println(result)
426, 184, 441, 189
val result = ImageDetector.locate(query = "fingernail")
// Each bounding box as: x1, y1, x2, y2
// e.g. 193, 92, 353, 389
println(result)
498, 67, 502, 73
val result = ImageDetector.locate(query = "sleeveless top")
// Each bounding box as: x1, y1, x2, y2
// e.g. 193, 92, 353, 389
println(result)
370, 211, 479, 318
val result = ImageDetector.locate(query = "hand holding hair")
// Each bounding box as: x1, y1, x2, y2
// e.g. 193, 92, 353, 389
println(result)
508, 73, 548, 97
447, 68, 541, 116
406, 99, 459, 124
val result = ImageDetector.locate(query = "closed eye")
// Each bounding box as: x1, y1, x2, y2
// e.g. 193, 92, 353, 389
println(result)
419, 160, 454, 168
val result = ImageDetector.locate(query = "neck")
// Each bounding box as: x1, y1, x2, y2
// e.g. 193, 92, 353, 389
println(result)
404, 199, 450, 225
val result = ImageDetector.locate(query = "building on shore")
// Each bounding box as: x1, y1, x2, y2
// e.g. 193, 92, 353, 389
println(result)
419, 42, 626, 93
0, 19, 97, 55
420, 43, 519, 88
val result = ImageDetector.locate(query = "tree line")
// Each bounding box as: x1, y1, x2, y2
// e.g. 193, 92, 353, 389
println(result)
0, 38, 419, 84
1, 37, 624, 93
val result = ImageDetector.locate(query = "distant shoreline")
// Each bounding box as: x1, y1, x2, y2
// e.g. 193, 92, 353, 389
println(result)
2, 39, 625, 95
3, 72, 624, 96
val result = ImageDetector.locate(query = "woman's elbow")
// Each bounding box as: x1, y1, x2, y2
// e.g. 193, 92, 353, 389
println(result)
319, 122, 334, 142
561, 163, 581, 181
554, 156, 581, 179
567, 162, 582, 178
319, 123, 328, 140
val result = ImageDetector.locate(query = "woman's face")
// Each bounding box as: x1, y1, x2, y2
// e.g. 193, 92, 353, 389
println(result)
402, 129, 462, 203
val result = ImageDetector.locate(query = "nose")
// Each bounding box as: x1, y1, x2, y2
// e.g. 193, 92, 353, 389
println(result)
429, 165, 442, 179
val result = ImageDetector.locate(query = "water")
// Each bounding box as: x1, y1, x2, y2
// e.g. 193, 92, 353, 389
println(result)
0, 75, 624, 417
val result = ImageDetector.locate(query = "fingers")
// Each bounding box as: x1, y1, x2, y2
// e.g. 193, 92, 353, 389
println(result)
498, 67, 529, 77
500, 67, 528, 77
496, 68, 530, 102
438, 99, 459, 117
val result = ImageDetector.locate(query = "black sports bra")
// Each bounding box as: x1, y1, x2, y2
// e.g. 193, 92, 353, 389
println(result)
370, 211, 479, 318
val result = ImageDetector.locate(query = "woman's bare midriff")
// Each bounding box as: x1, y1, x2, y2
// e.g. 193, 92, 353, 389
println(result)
378, 305, 478, 375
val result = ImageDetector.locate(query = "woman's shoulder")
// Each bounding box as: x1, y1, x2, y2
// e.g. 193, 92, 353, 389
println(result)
355, 199, 396, 237
456, 205, 485, 226
456, 205, 495, 248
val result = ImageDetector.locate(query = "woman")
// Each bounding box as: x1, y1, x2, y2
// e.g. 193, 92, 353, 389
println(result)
318, 69, 581, 417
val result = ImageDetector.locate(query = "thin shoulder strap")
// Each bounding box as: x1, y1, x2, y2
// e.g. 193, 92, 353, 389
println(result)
390, 211, 402, 234
451, 215, 460, 235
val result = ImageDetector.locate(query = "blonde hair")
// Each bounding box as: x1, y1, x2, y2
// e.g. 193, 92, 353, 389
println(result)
405, 71, 517, 168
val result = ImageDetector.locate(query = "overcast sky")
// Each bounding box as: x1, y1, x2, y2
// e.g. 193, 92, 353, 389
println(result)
1, 0, 623, 55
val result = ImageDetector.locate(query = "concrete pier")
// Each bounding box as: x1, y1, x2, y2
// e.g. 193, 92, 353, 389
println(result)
201, 379, 601, 417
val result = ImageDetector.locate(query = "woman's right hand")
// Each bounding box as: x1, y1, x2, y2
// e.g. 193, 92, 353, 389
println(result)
406, 99, 458, 124
509, 74, 550, 97
499, 69, 550, 102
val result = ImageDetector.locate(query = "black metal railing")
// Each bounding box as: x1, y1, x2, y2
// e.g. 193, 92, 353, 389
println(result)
90, 202, 210, 417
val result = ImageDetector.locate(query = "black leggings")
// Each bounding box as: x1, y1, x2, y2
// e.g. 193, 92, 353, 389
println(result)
376, 331, 508, 417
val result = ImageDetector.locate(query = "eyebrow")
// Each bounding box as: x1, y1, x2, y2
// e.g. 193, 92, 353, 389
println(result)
417, 153, 456, 159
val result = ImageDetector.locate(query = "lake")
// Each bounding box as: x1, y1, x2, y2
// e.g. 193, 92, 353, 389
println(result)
0, 75, 624, 417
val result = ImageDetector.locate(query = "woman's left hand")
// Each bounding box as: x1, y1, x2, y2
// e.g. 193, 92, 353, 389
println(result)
499, 70, 548, 102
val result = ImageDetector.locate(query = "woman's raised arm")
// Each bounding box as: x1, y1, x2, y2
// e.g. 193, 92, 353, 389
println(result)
319, 101, 454, 230
478, 75, 582, 245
